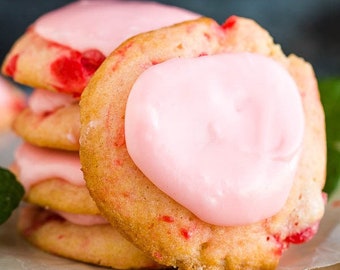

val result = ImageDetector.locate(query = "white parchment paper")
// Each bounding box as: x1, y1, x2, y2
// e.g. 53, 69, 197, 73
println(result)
1, 132, 339, 270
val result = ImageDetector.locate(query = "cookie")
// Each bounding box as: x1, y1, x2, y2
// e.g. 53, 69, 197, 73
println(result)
18, 205, 161, 269
11, 142, 99, 215
13, 143, 162, 268
13, 103, 80, 151
1, 0, 199, 95
25, 178, 99, 215
80, 16, 326, 269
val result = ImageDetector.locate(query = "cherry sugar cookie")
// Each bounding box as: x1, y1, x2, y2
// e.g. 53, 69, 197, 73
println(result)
3, 0, 200, 151
25, 178, 99, 215
18, 205, 160, 269
11, 142, 99, 215
13, 143, 162, 269
13, 104, 80, 151
1, 0, 199, 96
13, 88, 80, 151
80, 16, 326, 270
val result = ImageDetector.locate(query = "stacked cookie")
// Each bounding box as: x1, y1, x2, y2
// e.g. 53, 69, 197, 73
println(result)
1, 0, 199, 268
2, 1, 327, 270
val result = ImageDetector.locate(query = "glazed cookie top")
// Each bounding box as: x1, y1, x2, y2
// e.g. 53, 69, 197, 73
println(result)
14, 143, 83, 191
28, 88, 79, 115
125, 52, 304, 226
34, 0, 200, 56
53, 210, 108, 226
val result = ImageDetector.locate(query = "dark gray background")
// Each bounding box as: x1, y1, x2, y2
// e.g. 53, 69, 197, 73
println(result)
0, 0, 339, 78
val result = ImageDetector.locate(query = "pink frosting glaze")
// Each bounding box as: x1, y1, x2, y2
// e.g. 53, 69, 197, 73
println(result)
28, 88, 79, 114
14, 143, 84, 191
54, 210, 108, 226
33, 0, 200, 56
0, 76, 26, 129
125, 52, 304, 226
0, 77, 19, 107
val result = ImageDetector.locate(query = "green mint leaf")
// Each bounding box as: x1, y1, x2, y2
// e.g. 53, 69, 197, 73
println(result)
319, 77, 340, 196
0, 167, 24, 225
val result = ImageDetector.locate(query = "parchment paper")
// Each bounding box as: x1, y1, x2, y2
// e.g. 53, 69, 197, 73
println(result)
1, 132, 339, 270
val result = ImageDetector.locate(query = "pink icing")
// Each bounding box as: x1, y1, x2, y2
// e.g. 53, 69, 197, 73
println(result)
28, 88, 79, 114
54, 210, 108, 226
33, 0, 200, 56
125, 52, 304, 226
14, 143, 84, 191
0, 77, 20, 107
0, 76, 26, 129
17, 87, 77, 118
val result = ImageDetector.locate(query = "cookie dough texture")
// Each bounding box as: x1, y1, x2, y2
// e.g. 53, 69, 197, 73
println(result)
25, 178, 99, 215
80, 17, 326, 270
1, 30, 104, 95
13, 104, 80, 151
